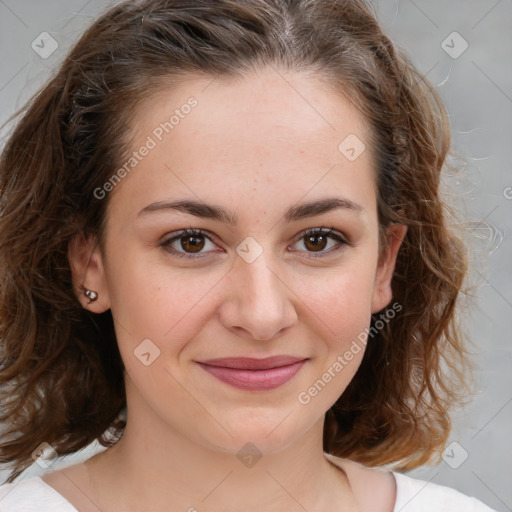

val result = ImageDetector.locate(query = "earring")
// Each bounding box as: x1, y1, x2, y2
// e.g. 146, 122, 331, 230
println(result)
84, 288, 98, 304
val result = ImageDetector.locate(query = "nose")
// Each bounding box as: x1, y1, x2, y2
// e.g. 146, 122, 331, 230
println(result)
218, 249, 298, 342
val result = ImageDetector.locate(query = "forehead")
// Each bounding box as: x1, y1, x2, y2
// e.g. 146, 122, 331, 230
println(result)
108, 67, 377, 221
133, 67, 371, 157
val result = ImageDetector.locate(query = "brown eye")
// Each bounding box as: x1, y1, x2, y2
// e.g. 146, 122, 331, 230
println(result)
180, 233, 205, 253
291, 227, 350, 258
303, 232, 329, 252
160, 229, 217, 259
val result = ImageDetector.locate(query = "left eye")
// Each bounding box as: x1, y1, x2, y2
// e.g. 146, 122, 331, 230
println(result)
160, 227, 349, 259
290, 227, 349, 257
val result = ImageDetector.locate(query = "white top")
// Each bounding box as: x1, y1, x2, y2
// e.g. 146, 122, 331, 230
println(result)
0, 472, 496, 511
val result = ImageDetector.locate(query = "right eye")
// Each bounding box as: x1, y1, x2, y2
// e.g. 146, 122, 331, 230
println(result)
160, 228, 220, 259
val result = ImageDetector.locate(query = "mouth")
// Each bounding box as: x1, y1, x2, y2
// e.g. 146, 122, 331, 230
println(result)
196, 356, 308, 391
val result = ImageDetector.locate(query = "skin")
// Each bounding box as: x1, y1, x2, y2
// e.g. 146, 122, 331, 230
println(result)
49, 67, 407, 512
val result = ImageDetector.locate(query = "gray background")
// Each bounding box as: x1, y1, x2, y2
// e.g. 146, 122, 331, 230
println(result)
0, 1, 511, 511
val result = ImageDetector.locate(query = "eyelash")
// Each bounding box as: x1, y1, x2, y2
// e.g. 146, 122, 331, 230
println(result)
159, 227, 350, 260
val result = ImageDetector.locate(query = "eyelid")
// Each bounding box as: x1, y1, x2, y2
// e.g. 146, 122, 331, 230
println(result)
160, 228, 220, 259
297, 226, 349, 244
160, 226, 351, 259
289, 226, 351, 258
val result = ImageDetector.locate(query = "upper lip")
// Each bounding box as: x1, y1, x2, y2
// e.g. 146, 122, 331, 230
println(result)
197, 356, 307, 370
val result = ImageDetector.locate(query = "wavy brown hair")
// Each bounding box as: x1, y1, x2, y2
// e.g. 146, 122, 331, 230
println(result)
0, 0, 471, 483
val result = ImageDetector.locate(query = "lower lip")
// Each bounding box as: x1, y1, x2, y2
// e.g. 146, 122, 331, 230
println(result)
197, 360, 307, 391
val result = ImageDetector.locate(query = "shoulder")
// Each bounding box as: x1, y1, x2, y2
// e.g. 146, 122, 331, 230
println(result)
392, 471, 497, 512
324, 454, 397, 511
324, 453, 496, 512
0, 476, 78, 512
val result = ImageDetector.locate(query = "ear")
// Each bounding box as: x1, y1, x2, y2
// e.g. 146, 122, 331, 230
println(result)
67, 233, 111, 313
371, 223, 407, 313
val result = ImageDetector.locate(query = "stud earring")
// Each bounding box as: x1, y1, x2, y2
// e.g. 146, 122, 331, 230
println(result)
84, 288, 98, 304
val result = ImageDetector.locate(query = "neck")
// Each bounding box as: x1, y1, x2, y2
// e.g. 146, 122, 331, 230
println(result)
84, 388, 357, 511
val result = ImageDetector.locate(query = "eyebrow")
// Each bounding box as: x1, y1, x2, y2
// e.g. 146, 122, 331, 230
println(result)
137, 197, 364, 224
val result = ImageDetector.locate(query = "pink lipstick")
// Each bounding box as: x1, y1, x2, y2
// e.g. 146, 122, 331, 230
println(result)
196, 356, 307, 391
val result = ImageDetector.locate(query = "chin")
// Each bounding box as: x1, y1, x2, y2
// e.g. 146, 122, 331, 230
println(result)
202, 409, 313, 457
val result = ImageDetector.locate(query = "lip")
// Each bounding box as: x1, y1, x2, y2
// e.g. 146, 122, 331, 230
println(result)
196, 356, 308, 391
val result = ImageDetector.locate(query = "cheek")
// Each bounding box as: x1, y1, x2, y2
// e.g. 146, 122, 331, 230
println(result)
293, 261, 377, 340
291, 269, 376, 414
290, 258, 377, 393
104, 252, 225, 358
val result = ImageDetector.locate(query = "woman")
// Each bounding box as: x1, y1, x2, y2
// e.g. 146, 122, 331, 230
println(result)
0, 0, 496, 510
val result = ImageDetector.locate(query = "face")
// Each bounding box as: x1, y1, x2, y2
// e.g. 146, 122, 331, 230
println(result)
70, 67, 406, 455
